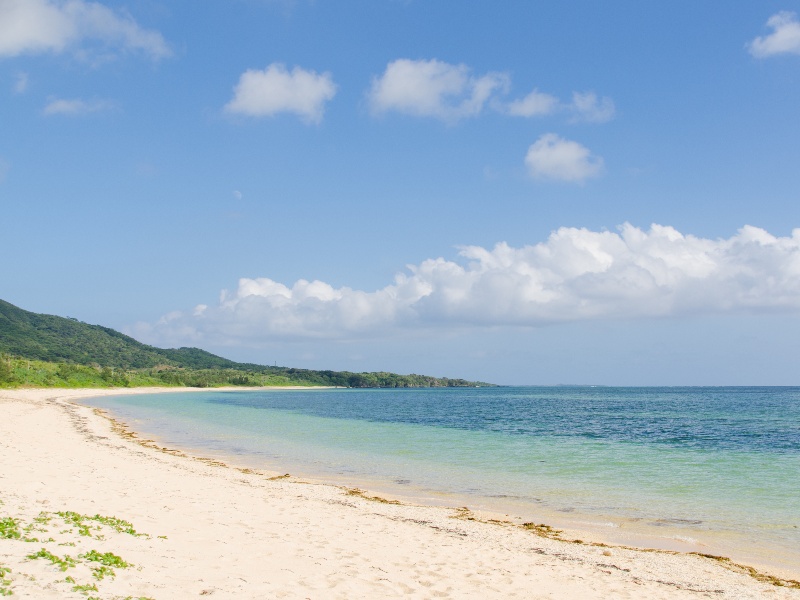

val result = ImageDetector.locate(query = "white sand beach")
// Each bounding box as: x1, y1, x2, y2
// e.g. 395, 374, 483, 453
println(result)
1, 387, 798, 599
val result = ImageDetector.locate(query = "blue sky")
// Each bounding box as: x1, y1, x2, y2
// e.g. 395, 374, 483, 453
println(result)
2, 0, 800, 385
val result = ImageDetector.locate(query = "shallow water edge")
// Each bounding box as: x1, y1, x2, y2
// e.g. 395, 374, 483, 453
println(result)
83, 386, 800, 578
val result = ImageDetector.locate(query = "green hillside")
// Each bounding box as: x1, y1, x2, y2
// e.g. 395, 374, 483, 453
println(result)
0, 299, 490, 388
0, 298, 247, 369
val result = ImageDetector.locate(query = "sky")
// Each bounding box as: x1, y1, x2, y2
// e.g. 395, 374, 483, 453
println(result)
2, 0, 800, 385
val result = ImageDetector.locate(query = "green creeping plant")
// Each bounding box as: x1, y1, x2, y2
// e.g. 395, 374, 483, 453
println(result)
71, 581, 98, 593
0, 518, 20, 540
80, 550, 131, 569
26, 548, 77, 571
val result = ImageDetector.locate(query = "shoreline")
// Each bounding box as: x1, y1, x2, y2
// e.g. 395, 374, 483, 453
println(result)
82, 386, 800, 578
1, 387, 798, 599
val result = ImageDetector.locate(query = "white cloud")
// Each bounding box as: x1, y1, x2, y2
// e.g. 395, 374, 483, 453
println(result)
524, 133, 603, 182
748, 11, 800, 58
224, 63, 337, 124
570, 91, 615, 123
368, 58, 509, 122
368, 61, 616, 125
43, 97, 114, 115
135, 224, 800, 347
0, 0, 170, 60
505, 89, 559, 117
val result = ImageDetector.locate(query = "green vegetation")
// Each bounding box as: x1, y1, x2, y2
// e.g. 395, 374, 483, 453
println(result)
79, 550, 131, 581
0, 299, 239, 369
80, 550, 129, 569
26, 548, 77, 571
0, 355, 301, 389
70, 580, 98, 594
56, 512, 94, 537
0, 564, 11, 596
3, 510, 146, 597
55, 512, 145, 539
0, 518, 20, 540
0, 299, 492, 389
89, 565, 115, 581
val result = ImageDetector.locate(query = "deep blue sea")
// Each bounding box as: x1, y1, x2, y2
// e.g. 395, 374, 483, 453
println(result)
86, 386, 800, 573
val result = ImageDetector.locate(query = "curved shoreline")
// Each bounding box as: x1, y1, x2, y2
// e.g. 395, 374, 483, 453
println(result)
1, 387, 798, 599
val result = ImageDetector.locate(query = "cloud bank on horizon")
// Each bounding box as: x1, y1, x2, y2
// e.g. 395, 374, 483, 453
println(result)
133, 224, 800, 347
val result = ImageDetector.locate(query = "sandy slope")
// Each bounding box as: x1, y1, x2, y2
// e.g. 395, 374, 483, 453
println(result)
1, 387, 797, 599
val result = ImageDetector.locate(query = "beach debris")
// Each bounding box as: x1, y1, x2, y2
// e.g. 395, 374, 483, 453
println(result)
345, 488, 402, 505
522, 522, 564, 538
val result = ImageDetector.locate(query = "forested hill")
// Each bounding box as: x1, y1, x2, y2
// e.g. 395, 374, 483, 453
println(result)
0, 298, 239, 369
0, 299, 490, 388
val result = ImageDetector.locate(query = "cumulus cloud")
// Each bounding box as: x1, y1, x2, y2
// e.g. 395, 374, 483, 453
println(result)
0, 0, 170, 60
135, 224, 800, 347
504, 89, 559, 117
569, 91, 615, 123
368, 58, 509, 122
368, 60, 616, 125
524, 133, 603, 182
43, 97, 114, 115
224, 63, 337, 124
748, 11, 800, 58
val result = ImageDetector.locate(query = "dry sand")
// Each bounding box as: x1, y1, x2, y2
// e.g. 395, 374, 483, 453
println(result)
1, 387, 798, 599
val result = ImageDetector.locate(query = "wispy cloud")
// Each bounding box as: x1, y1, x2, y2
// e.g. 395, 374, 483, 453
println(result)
0, 0, 171, 61
503, 89, 615, 123
504, 89, 559, 117
748, 11, 800, 58
13, 72, 28, 93
368, 58, 509, 122
569, 91, 615, 123
133, 224, 800, 347
224, 63, 337, 124
43, 97, 115, 116
524, 133, 603, 182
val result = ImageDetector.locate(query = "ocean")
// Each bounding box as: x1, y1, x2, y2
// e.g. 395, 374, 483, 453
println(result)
85, 386, 800, 574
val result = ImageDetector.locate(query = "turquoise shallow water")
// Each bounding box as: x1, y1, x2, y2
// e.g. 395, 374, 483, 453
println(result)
86, 386, 800, 573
